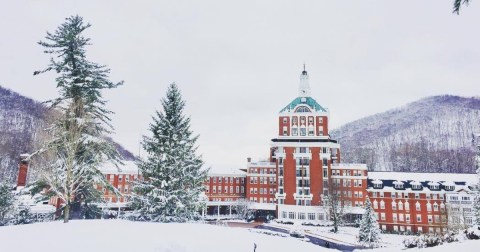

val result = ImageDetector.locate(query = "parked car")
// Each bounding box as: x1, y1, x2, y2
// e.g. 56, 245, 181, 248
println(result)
289, 227, 306, 238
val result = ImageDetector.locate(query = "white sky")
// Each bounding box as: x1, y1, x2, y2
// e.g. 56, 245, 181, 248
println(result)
1, 1, 479, 172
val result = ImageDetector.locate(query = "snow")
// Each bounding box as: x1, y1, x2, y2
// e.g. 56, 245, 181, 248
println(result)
0, 220, 331, 252
99, 160, 139, 174
369, 172, 478, 184
366, 239, 480, 252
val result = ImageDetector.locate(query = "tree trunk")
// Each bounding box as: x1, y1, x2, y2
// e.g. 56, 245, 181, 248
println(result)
64, 203, 70, 223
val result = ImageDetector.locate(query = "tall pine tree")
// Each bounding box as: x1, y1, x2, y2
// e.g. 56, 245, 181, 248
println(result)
358, 197, 381, 248
33, 15, 122, 223
130, 83, 208, 222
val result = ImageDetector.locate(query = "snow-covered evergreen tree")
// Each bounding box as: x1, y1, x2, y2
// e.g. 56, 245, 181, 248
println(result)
130, 83, 208, 222
0, 180, 15, 225
33, 15, 122, 223
359, 197, 381, 248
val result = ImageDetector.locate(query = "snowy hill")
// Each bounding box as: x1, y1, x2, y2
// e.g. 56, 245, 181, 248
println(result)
331, 95, 480, 173
0, 86, 136, 181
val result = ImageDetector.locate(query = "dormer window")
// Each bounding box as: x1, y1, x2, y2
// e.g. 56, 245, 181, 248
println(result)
410, 181, 422, 190
372, 180, 383, 189
393, 181, 404, 189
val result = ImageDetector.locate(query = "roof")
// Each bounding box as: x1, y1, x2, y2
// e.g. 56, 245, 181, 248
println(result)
280, 97, 327, 113
99, 160, 139, 174
369, 172, 478, 185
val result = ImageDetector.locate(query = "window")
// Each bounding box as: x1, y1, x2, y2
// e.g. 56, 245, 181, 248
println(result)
392, 201, 397, 210
282, 211, 287, 219
218, 186, 221, 193
308, 213, 315, 220
406, 214, 410, 223
283, 126, 288, 136
241, 186, 244, 193
428, 215, 433, 223
229, 186, 233, 193
218, 177, 222, 183
399, 214, 404, 222
416, 202, 421, 211
298, 213, 305, 220
283, 117, 287, 123
398, 201, 403, 210
118, 176, 123, 182
300, 127, 306, 136
289, 212, 295, 219
381, 213, 386, 220
292, 128, 298, 136
393, 214, 397, 222
213, 187, 216, 193
405, 202, 410, 211
433, 203, 438, 211
417, 215, 422, 223
224, 187, 228, 193
380, 200, 385, 209
426, 203, 432, 212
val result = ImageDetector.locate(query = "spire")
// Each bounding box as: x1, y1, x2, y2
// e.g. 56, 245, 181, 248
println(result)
299, 65, 311, 97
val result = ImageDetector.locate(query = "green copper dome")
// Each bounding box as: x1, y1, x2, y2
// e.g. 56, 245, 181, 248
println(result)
280, 96, 327, 113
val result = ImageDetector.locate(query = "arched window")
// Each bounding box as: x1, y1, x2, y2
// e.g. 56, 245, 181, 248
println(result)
373, 200, 378, 209
295, 106, 311, 113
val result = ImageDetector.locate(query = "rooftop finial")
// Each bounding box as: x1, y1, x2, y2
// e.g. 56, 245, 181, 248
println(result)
302, 64, 307, 75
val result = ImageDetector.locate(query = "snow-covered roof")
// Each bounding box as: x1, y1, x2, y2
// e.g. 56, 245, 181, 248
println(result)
369, 172, 478, 184
428, 181, 440, 186
410, 181, 422, 186
372, 179, 383, 184
280, 96, 327, 113
393, 180, 404, 185
99, 160, 139, 174
332, 163, 368, 170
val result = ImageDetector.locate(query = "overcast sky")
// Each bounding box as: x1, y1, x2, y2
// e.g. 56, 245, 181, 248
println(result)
1, 1, 479, 172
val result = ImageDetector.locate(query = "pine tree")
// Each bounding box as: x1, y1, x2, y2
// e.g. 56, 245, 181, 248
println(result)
358, 197, 381, 248
130, 83, 208, 222
33, 15, 122, 223
0, 180, 15, 225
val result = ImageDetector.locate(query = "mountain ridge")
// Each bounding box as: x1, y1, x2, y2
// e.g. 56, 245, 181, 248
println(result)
331, 95, 480, 173
0, 85, 136, 182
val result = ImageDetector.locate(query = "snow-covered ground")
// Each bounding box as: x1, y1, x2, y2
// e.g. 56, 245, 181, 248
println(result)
267, 222, 412, 248
0, 220, 331, 252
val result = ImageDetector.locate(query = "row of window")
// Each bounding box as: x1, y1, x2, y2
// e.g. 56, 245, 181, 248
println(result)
332, 179, 364, 188
376, 212, 446, 224
249, 177, 276, 184
382, 225, 443, 234
206, 186, 245, 194
249, 188, 277, 195
280, 211, 326, 221
248, 168, 276, 174
373, 200, 445, 212
249, 197, 275, 203
371, 191, 445, 200
282, 126, 323, 136
209, 177, 245, 184
331, 169, 365, 177
282, 116, 323, 125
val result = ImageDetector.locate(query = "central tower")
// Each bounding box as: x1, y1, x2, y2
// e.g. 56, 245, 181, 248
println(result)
272, 67, 341, 222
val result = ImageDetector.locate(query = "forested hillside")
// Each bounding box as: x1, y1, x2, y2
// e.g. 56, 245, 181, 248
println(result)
331, 95, 480, 173
0, 86, 135, 182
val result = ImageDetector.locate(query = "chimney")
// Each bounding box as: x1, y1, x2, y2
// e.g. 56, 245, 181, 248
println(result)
17, 154, 29, 188
247, 157, 251, 163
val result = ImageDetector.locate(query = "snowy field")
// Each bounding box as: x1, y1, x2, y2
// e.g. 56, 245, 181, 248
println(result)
0, 220, 330, 252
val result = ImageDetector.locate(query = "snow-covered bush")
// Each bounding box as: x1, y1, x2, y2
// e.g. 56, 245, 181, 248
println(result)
403, 234, 442, 248
465, 225, 480, 240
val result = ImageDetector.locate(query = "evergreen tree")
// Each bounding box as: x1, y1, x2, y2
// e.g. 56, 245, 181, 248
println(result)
358, 197, 381, 248
0, 180, 15, 225
130, 83, 208, 222
33, 15, 122, 223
